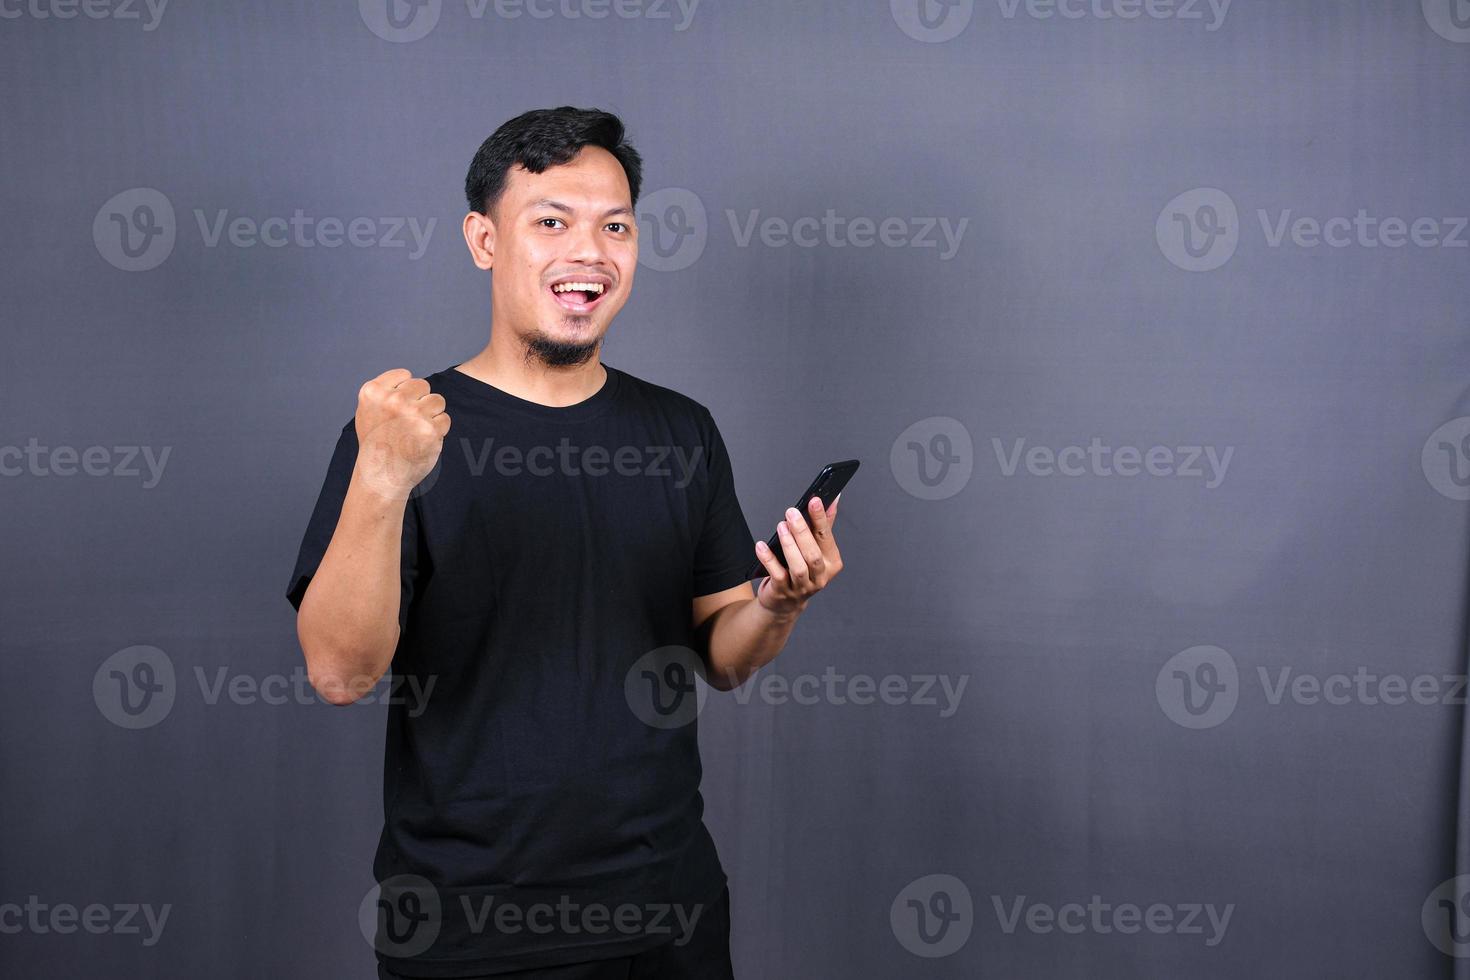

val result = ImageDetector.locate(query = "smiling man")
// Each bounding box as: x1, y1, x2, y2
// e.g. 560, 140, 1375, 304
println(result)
285, 107, 845, 979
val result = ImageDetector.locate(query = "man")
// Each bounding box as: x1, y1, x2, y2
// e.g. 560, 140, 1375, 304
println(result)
286, 106, 845, 979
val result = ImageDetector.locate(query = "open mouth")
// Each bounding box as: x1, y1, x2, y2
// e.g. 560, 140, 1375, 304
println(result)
548, 278, 610, 313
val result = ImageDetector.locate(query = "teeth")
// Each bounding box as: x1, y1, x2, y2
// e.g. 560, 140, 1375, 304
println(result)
552, 282, 605, 295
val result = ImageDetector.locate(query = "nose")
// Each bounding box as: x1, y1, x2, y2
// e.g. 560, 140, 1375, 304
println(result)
562, 220, 610, 268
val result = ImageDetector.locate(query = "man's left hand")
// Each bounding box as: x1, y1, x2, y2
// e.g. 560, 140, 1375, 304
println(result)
753, 494, 844, 618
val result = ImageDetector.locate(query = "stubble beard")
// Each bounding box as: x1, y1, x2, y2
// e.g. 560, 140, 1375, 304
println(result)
524, 315, 600, 368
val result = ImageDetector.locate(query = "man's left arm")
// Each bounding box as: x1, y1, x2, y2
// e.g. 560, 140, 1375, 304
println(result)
692, 494, 844, 691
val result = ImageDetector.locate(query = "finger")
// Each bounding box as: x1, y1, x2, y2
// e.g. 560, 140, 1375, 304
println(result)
827, 492, 840, 524
777, 521, 810, 586
418, 393, 448, 417
753, 539, 788, 585
806, 496, 839, 552
806, 496, 842, 564
785, 507, 826, 575
806, 496, 831, 538
395, 378, 431, 401
371, 367, 413, 389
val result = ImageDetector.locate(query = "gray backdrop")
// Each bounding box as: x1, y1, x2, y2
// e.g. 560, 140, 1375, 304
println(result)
3, 1, 1469, 977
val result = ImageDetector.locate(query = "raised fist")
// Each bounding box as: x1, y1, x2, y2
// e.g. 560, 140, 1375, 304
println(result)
353, 368, 451, 500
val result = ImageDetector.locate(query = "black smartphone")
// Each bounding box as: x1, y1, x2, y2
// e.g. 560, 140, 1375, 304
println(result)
748, 459, 860, 578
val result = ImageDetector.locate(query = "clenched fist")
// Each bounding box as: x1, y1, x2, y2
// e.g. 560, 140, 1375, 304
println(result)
353, 368, 451, 501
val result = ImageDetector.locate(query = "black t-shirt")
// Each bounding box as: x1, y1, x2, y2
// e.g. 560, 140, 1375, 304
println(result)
285, 363, 757, 976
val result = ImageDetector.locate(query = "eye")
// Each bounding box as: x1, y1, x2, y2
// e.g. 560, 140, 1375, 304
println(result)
606, 222, 629, 234
538, 217, 565, 229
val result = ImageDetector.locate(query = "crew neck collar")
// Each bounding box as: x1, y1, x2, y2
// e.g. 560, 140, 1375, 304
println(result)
440, 362, 620, 422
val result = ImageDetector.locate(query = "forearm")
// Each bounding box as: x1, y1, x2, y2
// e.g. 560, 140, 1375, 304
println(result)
696, 597, 803, 691
296, 466, 409, 703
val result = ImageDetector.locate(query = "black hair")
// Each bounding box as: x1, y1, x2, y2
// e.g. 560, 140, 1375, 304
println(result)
464, 106, 643, 218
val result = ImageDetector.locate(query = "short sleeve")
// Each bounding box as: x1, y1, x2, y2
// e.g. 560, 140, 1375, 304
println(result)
692, 408, 757, 597
285, 418, 421, 633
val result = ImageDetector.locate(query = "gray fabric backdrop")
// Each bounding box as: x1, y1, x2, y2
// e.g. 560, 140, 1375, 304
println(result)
3, 1, 1469, 977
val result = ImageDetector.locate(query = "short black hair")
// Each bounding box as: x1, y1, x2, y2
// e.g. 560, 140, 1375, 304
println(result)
464, 106, 643, 218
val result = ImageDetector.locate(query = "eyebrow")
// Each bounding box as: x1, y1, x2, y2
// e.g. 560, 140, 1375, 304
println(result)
526, 198, 635, 220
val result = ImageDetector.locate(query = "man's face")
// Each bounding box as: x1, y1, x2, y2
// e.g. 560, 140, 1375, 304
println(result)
475, 145, 637, 364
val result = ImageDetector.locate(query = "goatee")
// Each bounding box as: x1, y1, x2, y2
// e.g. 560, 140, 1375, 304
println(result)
526, 331, 598, 368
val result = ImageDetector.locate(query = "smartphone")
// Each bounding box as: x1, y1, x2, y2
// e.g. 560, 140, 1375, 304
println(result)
749, 459, 860, 578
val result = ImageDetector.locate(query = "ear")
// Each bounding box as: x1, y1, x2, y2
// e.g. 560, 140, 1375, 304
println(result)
462, 210, 495, 270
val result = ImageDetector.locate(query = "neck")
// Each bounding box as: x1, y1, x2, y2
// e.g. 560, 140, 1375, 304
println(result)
456, 331, 606, 408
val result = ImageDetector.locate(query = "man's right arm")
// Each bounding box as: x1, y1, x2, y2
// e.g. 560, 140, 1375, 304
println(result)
296, 471, 414, 704
296, 368, 450, 704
